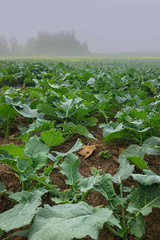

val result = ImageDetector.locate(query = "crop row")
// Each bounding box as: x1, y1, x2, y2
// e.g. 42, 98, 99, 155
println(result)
0, 60, 160, 240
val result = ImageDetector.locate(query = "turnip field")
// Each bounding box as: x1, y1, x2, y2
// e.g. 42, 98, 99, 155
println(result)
0, 58, 160, 240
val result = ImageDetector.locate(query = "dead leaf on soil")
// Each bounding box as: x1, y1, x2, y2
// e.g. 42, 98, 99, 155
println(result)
79, 144, 98, 159
8, 134, 15, 139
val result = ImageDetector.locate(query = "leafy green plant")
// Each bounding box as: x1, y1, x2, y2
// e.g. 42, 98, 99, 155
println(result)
99, 149, 112, 159
1, 138, 159, 239
0, 103, 18, 137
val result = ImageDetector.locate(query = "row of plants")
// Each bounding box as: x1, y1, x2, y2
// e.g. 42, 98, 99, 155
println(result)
0, 59, 160, 239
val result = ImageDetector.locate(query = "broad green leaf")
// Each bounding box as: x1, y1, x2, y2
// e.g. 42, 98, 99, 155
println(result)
142, 81, 156, 93
129, 109, 147, 120
143, 137, 160, 147
142, 137, 160, 154
87, 77, 95, 86
27, 174, 59, 194
24, 135, 49, 158
41, 128, 65, 147
47, 82, 61, 89
103, 123, 126, 142
113, 157, 134, 183
78, 173, 115, 201
0, 143, 25, 159
60, 153, 82, 185
13, 104, 40, 118
83, 117, 98, 127
0, 182, 6, 193
115, 95, 126, 104
0, 103, 17, 119
128, 213, 146, 238
127, 184, 160, 216
60, 96, 82, 113
78, 175, 101, 193
120, 145, 145, 161
74, 125, 97, 140
93, 173, 115, 200
28, 202, 120, 240
103, 123, 123, 137
127, 156, 149, 170
51, 138, 82, 158
131, 170, 160, 185
27, 119, 55, 133
0, 149, 19, 172
31, 154, 48, 172
36, 103, 56, 117
0, 189, 45, 232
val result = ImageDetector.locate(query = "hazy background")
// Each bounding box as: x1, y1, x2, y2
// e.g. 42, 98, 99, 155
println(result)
0, 0, 160, 55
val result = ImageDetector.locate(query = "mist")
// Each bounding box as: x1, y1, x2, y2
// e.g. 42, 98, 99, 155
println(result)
0, 0, 160, 55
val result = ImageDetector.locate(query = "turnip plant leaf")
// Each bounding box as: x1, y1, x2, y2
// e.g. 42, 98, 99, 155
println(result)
41, 128, 65, 147
0, 149, 19, 172
51, 138, 82, 158
131, 170, 160, 185
93, 173, 115, 200
0, 103, 17, 120
74, 125, 97, 140
78, 175, 101, 193
36, 103, 56, 117
13, 104, 40, 118
102, 123, 126, 141
127, 184, 160, 216
102, 123, 123, 137
83, 117, 98, 127
30, 154, 48, 172
127, 156, 149, 170
79, 173, 115, 202
129, 109, 147, 120
24, 135, 49, 158
0, 189, 45, 232
60, 153, 83, 185
0, 143, 25, 159
113, 158, 134, 183
27, 202, 120, 240
119, 145, 145, 162
142, 137, 160, 154
0, 182, 6, 193
27, 174, 59, 194
27, 119, 55, 133
128, 213, 146, 238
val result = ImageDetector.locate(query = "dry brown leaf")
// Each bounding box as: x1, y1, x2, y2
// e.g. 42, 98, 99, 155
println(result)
78, 144, 97, 159
118, 148, 125, 156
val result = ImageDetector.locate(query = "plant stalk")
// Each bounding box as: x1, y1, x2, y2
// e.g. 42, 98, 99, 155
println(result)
105, 223, 122, 238
2, 235, 12, 240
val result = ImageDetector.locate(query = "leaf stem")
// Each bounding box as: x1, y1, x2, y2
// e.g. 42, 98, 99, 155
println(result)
119, 179, 126, 231
5, 119, 10, 138
2, 234, 12, 240
105, 223, 122, 238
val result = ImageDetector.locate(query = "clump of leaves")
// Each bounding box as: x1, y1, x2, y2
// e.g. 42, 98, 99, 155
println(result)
99, 149, 112, 159
0, 137, 159, 240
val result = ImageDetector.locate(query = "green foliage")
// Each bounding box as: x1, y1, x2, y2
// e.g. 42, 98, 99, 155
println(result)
99, 149, 112, 159
0, 60, 160, 240
27, 202, 118, 240
0, 189, 46, 232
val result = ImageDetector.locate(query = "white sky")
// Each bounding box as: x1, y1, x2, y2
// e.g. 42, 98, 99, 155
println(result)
0, 0, 160, 52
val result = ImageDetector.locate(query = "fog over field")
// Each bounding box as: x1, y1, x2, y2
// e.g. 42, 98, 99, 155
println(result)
0, 0, 160, 53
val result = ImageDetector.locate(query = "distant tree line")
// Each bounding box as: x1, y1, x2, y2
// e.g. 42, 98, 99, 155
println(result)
0, 31, 90, 57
